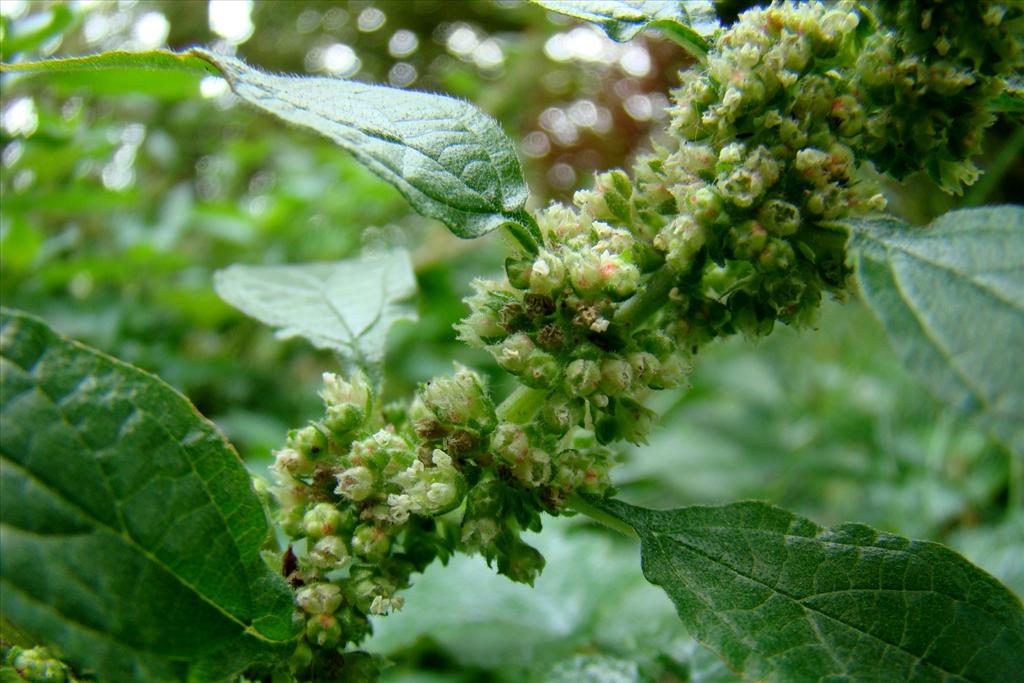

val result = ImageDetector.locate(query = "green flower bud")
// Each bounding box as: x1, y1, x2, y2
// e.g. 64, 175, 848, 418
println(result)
626, 351, 661, 386
551, 449, 606, 492
324, 402, 364, 436
349, 429, 415, 478
320, 371, 371, 410
335, 465, 376, 502
565, 251, 604, 297
287, 424, 329, 460
670, 143, 716, 175
7, 647, 69, 683
529, 250, 566, 296
651, 353, 690, 390
296, 583, 343, 614
304, 503, 344, 540
521, 350, 560, 388
320, 371, 371, 437
540, 393, 585, 434
718, 168, 764, 208
685, 186, 725, 226
491, 422, 530, 464
305, 612, 343, 648
348, 570, 399, 615
634, 330, 675, 358
512, 448, 552, 487
309, 535, 351, 569
274, 447, 315, 478
599, 358, 634, 396
461, 516, 501, 550
759, 238, 796, 271
654, 213, 707, 271
351, 524, 392, 562
758, 199, 802, 236
617, 398, 656, 445
279, 504, 307, 539
457, 307, 505, 346
492, 333, 535, 375
729, 220, 769, 260
829, 93, 864, 136
599, 254, 641, 300
420, 365, 496, 432
565, 359, 601, 396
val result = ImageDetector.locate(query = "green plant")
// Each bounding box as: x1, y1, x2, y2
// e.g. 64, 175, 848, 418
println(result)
1, 1, 1022, 681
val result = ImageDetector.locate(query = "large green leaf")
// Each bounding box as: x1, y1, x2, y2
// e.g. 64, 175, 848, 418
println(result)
586, 497, 1024, 683
529, 0, 717, 56
213, 249, 417, 372
844, 207, 1024, 454
0, 309, 297, 682
1, 49, 540, 250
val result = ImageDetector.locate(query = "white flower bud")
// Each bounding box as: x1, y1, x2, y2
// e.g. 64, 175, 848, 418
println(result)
529, 250, 566, 296
335, 465, 376, 502
309, 536, 350, 569
296, 583, 343, 615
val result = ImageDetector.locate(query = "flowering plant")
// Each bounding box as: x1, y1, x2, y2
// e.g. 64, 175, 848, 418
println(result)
1, 1, 1022, 681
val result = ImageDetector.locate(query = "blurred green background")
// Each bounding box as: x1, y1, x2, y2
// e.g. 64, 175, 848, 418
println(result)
1, 2, 1020, 681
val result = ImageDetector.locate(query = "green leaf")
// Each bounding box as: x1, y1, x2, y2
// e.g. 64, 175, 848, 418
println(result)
585, 497, 1024, 683
1, 49, 540, 250
213, 249, 417, 372
989, 76, 1023, 117
0, 49, 217, 75
529, 0, 717, 56
844, 207, 1024, 454
0, 49, 215, 99
0, 309, 297, 682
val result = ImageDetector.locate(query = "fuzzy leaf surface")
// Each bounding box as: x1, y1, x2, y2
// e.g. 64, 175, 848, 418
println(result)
529, 0, 717, 53
586, 497, 1024, 683
845, 207, 1024, 454
214, 249, 417, 369
1, 49, 539, 248
0, 309, 297, 682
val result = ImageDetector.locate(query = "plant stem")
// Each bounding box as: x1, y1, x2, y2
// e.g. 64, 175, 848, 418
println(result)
496, 384, 548, 424
612, 263, 679, 333
566, 493, 639, 540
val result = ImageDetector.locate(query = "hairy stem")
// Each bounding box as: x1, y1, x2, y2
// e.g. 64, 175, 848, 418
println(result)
567, 493, 639, 540
496, 384, 548, 424
612, 263, 679, 333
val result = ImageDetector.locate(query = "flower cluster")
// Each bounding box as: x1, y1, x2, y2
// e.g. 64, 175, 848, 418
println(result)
856, 0, 1022, 192
635, 1, 888, 340
268, 0, 1018, 669
3, 646, 75, 683
457, 199, 692, 451
269, 367, 598, 660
